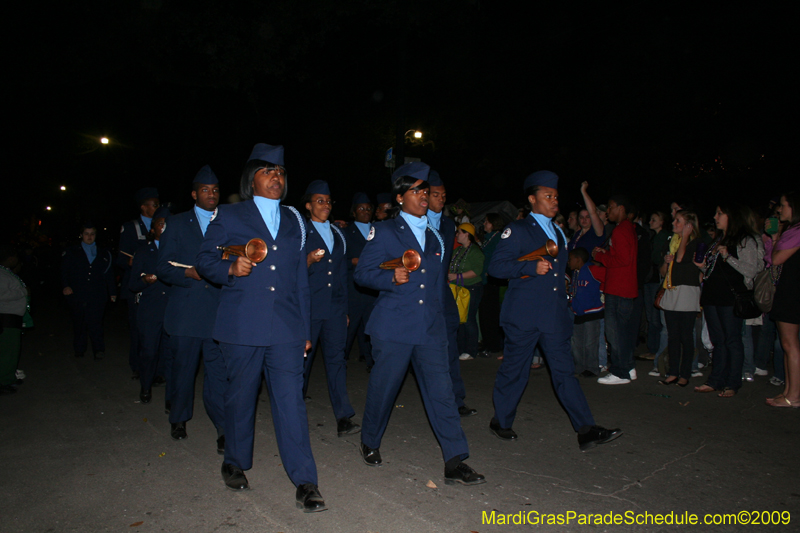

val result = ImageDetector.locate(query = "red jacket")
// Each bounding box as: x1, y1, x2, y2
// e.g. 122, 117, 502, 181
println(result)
594, 220, 638, 298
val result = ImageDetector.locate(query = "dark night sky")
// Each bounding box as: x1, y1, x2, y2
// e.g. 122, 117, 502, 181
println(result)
9, 1, 796, 243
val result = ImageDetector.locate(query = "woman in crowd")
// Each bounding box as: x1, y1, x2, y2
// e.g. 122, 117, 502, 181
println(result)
694, 203, 761, 397
766, 192, 800, 408
478, 213, 507, 357
658, 210, 703, 386
449, 223, 485, 361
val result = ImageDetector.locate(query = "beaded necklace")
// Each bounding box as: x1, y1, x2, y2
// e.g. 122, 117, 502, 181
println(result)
450, 243, 472, 274
481, 231, 499, 250
703, 236, 723, 279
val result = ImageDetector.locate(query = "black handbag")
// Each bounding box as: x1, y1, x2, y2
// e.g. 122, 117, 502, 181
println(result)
719, 262, 761, 319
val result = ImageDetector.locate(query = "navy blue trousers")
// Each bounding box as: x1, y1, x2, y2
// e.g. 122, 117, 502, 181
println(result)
362, 338, 469, 463
67, 296, 106, 354
219, 342, 318, 486
303, 315, 355, 420
169, 336, 227, 432
493, 322, 595, 432
345, 302, 374, 367
126, 297, 140, 372
137, 317, 167, 391
445, 310, 467, 408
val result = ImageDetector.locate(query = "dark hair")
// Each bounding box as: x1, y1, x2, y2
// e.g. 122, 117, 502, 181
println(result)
524, 185, 540, 207
0, 245, 18, 264
240, 159, 287, 201
781, 191, 800, 227
80, 222, 96, 232
389, 176, 429, 218
608, 194, 634, 216
484, 213, 506, 232
569, 247, 590, 264
718, 203, 757, 249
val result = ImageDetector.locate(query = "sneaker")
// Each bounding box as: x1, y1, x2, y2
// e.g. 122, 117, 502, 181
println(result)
597, 373, 631, 385
15, 369, 25, 380
648, 369, 660, 377
691, 370, 703, 378
754, 367, 768, 376
629, 369, 637, 381
459, 353, 474, 361
599, 365, 608, 373
697, 362, 705, 369
743, 372, 754, 382
769, 376, 785, 386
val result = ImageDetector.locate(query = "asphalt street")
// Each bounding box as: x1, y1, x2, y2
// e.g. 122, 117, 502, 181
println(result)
2, 303, 798, 533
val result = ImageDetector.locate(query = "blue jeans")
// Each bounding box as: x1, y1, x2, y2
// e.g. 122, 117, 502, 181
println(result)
572, 319, 601, 374
457, 283, 484, 357
605, 295, 636, 379
704, 305, 745, 391
598, 319, 607, 368
757, 316, 785, 380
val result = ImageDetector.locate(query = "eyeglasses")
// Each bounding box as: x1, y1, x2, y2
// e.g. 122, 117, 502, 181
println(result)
260, 167, 286, 177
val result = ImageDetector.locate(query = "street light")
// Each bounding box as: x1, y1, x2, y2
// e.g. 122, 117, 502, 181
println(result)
46, 206, 52, 211
60, 185, 66, 191
100, 137, 109, 144
404, 129, 422, 139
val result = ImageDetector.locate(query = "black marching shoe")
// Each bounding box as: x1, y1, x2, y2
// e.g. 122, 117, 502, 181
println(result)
94, 351, 105, 360
458, 405, 478, 417
164, 400, 171, 415
216, 435, 225, 455
444, 462, 486, 486
221, 463, 249, 491
489, 419, 517, 441
578, 425, 623, 451
337, 417, 361, 437
152, 376, 166, 387
295, 483, 327, 513
360, 443, 382, 466
171, 422, 187, 440
139, 388, 152, 404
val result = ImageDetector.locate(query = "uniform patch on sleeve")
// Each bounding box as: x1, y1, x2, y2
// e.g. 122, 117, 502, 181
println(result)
210, 208, 218, 221
367, 226, 375, 241
501, 227, 512, 239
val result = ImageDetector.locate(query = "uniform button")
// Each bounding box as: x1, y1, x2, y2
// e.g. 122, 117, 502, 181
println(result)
270, 265, 276, 270
328, 259, 332, 263
554, 258, 558, 262
327, 283, 331, 287
269, 286, 275, 291
554, 273, 558, 277
327, 271, 332, 275
421, 268, 426, 273
204, 285, 209, 288
272, 245, 278, 251
420, 284, 425, 289
553, 287, 557, 291
419, 300, 424, 305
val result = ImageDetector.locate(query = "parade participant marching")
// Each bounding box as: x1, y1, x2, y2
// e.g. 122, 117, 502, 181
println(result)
61, 223, 116, 359
195, 143, 325, 513
129, 207, 171, 406
117, 188, 160, 377
488, 170, 622, 451
354, 162, 485, 486
427, 170, 477, 416
156, 165, 227, 449
344, 192, 377, 371
301, 180, 360, 436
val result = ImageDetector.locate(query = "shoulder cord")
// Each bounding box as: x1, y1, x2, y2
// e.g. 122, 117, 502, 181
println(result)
331, 224, 347, 255
427, 223, 445, 263
283, 206, 306, 250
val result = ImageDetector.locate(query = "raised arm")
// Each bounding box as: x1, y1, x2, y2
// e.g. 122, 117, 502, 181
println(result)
580, 181, 605, 237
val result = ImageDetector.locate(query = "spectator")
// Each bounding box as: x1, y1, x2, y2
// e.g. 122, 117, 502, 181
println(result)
568, 248, 604, 377
569, 182, 605, 253
641, 211, 669, 371
449, 223, 485, 361
694, 203, 761, 397
658, 210, 703, 386
0, 246, 28, 394
766, 192, 800, 408
478, 213, 507, 357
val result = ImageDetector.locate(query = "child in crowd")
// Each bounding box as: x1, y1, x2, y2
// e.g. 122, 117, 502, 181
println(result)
567, 248, 605, 376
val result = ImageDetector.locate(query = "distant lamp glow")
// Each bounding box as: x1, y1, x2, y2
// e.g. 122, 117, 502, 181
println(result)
46, 206, 52, 211
60, 185, 66, 191
100, 137, 109, 144
413, 131, 422, 139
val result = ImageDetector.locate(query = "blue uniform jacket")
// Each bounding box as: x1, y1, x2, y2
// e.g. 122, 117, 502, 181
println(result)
156, 209, 222, 338
61, 244, 115, 300
305, 220, 348, 320
354, 217, 446, 345
128, 241, 169, 313
117, 218, 150, 300
488, 216, 571, 334
195, 200, 311, 346
343, 224, 378, 308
